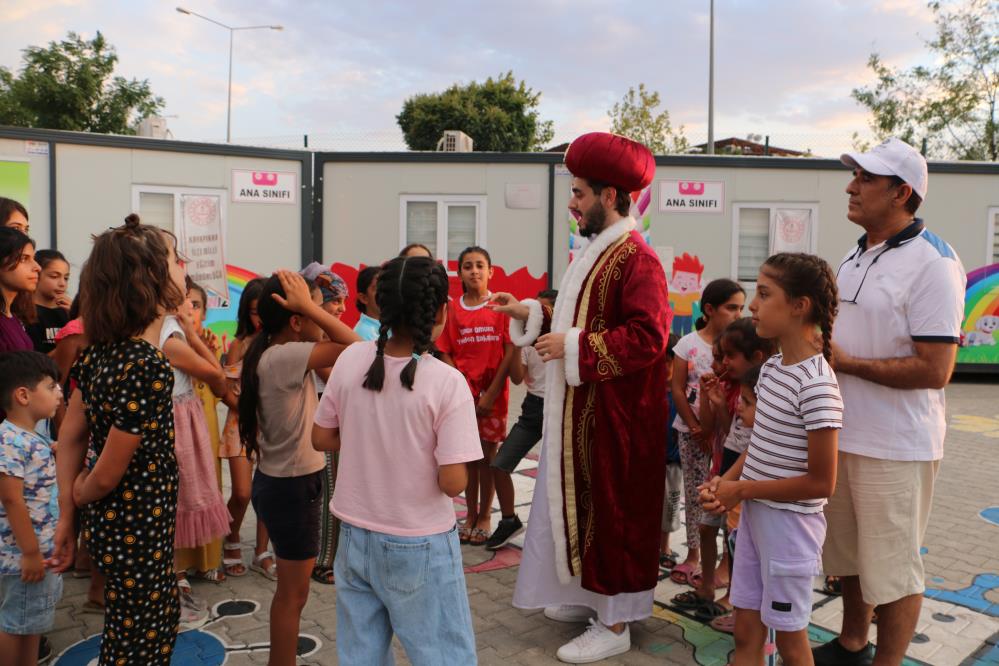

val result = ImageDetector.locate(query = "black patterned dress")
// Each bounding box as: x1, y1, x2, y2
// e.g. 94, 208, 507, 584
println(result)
72, 338, 180, 665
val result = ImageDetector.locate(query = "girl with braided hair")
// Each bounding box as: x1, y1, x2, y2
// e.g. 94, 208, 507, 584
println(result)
238, 270, 359, 666
699, 252, 841, 666
313, 256, 481, 664
437, 246, 515, 546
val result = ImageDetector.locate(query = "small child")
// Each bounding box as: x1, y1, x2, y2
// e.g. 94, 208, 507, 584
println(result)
659, 333, 681, 570
313, 255, 481, 664
670, 279, 745, 586
0, 351, 62, 666
700, 253, 841, 666
485, 288, 557, 551
437, 246, 514, 546
353, 265, 382, 342
25, 250, 71, 355
238, 270, 359, 666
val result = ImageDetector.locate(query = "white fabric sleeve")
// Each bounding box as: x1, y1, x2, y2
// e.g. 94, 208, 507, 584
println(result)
563, 327, 583, 387
509, 299, 544, 347
907, 257, 966, 343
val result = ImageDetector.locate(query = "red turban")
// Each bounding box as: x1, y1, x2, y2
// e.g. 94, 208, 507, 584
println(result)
564, 132, 656, 192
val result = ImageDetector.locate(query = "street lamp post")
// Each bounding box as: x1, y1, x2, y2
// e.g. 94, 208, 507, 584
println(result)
707, 0, 715, 155
176, 7, 282, 142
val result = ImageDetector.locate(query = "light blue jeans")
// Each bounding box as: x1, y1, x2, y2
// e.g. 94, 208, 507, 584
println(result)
334, 521, 477, 665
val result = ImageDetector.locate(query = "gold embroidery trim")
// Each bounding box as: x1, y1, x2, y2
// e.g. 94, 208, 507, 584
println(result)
587, 331, 622, 378
561, 232, 631, 575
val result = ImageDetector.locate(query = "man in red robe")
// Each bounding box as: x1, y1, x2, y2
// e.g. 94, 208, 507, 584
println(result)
491, 132, 672, 663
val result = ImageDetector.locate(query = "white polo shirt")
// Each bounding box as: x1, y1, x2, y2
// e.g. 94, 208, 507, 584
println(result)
832, 218, 966, 462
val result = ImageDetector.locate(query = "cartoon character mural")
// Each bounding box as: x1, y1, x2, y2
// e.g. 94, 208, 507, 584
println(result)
669, 253, 704, 336
957, 264, 999, 368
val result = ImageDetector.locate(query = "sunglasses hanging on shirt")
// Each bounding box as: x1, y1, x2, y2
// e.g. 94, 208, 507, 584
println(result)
836, 219, 924, 305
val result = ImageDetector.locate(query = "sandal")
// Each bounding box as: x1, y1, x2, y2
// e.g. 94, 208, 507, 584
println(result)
250, 551, 278, 581
191, 568, 225, 584
311, 567, 335, 585
468, 528, 489, 546
670, 562, 700, 585
822, 576, 841, 595
670, 562, 700, 586
710, 613, 736, 634
459, 525, 472, 545
659, 550, 679, 570
223, 541, 247, 577
671, 590, 709, 610
695, 600, 731, 620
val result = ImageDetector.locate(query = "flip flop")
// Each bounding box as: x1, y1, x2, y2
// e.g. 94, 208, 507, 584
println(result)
659, 550, 679, 569
468, 528, 489, 546
459, 525, 472, 545
670, 562, 701, 586
311, 567, 335, 585
710, 613, 736, 634
671, 590, 709, 610
695, 600, 731, 620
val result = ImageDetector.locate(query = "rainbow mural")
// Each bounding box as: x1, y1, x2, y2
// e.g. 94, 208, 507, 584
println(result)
204, 265, 260, 350
957, 263, 999, 368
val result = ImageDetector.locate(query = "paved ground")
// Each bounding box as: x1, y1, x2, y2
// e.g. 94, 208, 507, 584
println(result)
50, 378, 999, 665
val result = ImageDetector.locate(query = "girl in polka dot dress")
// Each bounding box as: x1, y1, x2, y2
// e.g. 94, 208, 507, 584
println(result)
56, 214, 189, 665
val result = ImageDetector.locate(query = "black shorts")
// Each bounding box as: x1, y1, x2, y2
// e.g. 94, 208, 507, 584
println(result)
492, 394, 544, 473
251, 469, 323, 561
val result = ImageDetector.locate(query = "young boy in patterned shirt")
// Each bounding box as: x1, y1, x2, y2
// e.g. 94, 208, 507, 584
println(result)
0, 351, 63, 666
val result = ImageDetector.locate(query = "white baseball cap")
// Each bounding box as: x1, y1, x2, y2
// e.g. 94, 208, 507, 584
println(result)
841, 137, 928, 201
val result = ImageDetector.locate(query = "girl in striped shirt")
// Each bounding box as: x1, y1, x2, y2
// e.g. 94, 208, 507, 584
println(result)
700, 253, 842, 666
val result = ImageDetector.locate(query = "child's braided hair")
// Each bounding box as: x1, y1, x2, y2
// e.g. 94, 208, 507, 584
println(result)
760, 253, 839, 364
363, 256, 449, 392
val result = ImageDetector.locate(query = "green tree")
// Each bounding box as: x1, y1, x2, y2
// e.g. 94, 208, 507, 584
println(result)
608, 83, 689, 155
0, 31, 164, 134
397, 71, 554, 151
851, 0, 998, 160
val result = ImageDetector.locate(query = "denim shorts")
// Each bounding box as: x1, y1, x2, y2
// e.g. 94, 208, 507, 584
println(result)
334, 522, 476, 665
492, 394, 544, 473
251, 469, 323, 560
0, 571, 63, 635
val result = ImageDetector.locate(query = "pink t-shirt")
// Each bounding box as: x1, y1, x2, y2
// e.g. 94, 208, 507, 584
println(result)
314, 341, 482, 536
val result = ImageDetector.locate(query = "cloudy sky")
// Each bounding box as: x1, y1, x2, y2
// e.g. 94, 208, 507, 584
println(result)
1, 0, 938, 155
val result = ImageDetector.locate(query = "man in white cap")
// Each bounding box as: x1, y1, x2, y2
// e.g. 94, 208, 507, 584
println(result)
813, 138, 966, 666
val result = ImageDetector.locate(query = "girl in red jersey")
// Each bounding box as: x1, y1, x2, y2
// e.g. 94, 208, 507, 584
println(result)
437, 247, 515, 546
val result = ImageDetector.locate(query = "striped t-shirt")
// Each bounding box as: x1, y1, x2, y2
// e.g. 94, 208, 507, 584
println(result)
741, 353, 842, 514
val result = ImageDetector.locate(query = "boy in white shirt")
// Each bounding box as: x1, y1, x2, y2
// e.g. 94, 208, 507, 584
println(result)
485, 290, 557, 550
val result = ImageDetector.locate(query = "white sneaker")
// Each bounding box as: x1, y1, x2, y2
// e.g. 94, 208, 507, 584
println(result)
556, 619, 631, 664
544, 604, 597, 623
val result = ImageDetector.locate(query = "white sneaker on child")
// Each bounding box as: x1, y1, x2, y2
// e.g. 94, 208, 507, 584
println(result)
543, 604, 596, 623
555, 619, 631, 664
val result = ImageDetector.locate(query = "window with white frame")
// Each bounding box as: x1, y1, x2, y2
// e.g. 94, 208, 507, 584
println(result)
399, 195, 487, 262
731, 203, 819, 282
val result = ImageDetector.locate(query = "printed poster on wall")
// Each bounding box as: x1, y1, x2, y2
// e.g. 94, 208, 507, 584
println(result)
0, 159, 30, 209
770, 208, 813, 254
659, 180, 725, 213
179, 194, 230, 307
231, 169, 297, 204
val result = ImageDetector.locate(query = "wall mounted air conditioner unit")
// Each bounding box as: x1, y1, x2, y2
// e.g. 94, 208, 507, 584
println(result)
436, 130, 473, 152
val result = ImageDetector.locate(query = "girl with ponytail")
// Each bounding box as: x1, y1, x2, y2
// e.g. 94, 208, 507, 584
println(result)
699, 252, 842, 665
237, 270, 359, 666
312, 256, 481, 664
